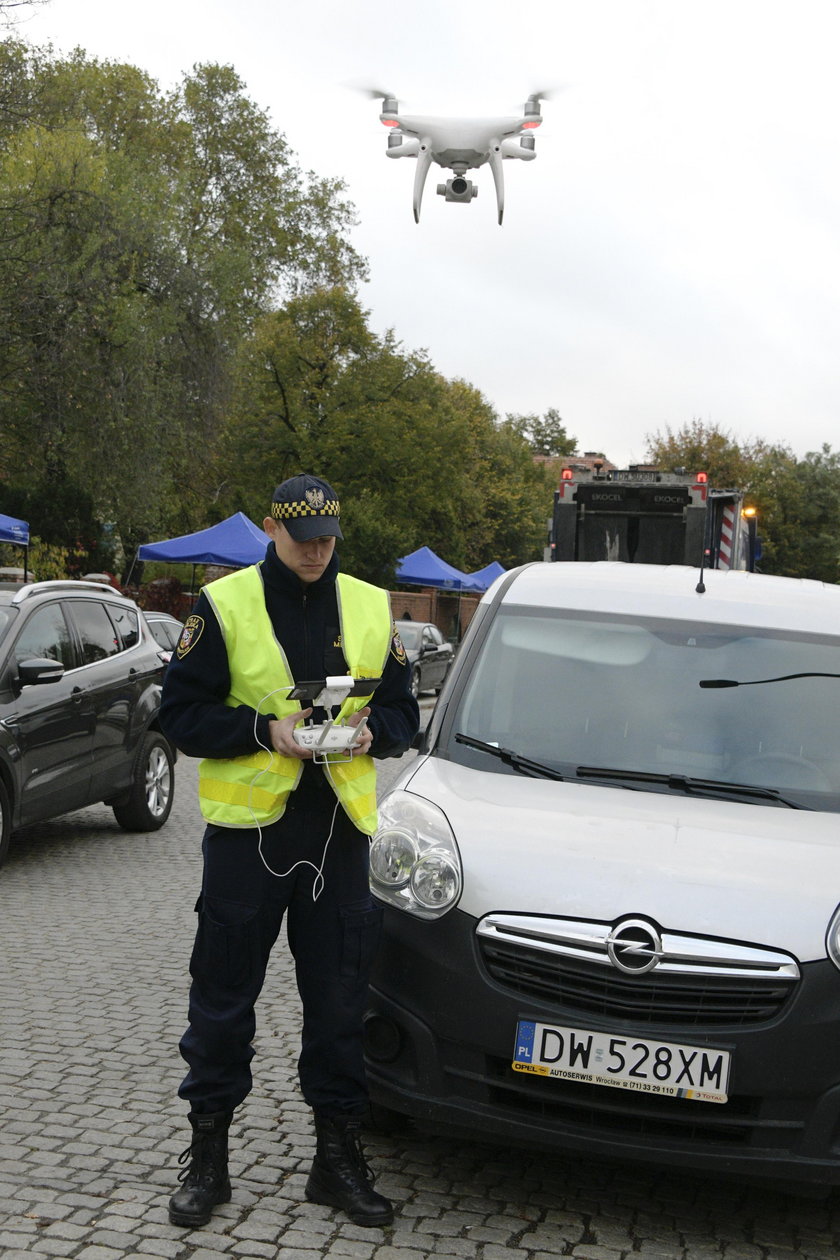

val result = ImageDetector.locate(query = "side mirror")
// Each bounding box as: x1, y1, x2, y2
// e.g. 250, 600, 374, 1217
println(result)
17, 657, 65, 687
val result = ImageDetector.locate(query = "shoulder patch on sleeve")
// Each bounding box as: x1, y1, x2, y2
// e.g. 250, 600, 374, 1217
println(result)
390, 620, 407, 665
176, 614, 204, 659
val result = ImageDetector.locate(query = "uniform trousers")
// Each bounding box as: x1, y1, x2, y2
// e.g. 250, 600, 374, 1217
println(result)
177, 789, 382, 1117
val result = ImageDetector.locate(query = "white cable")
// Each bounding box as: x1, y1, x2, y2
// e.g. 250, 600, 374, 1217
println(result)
247, 684, 337, 901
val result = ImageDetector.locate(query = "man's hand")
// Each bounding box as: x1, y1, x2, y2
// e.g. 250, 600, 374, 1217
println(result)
347, 705, 373, 757
268, 708, 314, 760
267, 706, 373, 759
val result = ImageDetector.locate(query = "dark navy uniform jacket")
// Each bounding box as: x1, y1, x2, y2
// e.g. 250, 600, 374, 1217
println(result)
160, 543, 419, 799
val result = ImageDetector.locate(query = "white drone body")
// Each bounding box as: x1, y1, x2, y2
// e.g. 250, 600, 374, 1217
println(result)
377, 93, 548, 225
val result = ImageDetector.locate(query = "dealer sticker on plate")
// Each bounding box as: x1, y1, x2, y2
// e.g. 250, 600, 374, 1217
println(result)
513, 1019, 730, 1104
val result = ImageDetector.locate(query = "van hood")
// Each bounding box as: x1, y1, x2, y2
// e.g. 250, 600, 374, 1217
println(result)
397, 756, 840, 964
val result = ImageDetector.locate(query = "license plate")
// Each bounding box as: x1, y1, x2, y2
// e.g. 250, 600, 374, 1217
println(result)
512, 1019, 730, 1104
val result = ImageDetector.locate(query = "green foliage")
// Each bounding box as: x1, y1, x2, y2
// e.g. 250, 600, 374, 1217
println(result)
0, 477, 116, 573
0, 41, 366, 557
750, 445, 840, 583
646, 421, 840, 584
0, 535, 71, 579
644, 419, 754, 488
504, 407, 577, 459
217, 290, 552, 583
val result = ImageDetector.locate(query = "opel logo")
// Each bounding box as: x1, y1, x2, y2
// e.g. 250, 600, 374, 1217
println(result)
607, 919, 663, 975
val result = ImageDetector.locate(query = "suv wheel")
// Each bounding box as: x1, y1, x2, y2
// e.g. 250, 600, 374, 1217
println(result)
112, 732, 174, 831
410, 666, 421, 699
0, 779, 10, 869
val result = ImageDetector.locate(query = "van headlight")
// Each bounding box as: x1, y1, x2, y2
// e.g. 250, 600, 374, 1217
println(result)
827, 904, 840, 971
370, 791, 462, 919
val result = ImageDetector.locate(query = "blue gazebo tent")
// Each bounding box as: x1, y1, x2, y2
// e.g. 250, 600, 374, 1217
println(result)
127, 512, 270, 589
395, 546, 481, 590
395, 546, 506, 640
396, 546, 505, 592
0, 512, 30, 580
0, 513, 29, 545
137, 512, 269, 567
463, 560, 506, 591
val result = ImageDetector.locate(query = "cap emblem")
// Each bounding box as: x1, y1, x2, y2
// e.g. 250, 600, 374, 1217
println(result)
305, 487, 326, 511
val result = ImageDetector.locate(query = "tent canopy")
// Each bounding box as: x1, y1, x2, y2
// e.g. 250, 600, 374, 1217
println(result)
395, 546, 477, 590
395, 546, 505, 592
463, 560, 506, 591
137, 512, 270, 568
0, 513, 29, 546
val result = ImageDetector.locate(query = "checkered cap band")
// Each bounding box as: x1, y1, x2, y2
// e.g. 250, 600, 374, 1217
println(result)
271, 498, 340, 521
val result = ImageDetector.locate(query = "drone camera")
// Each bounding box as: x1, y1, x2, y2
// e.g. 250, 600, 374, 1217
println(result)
437, 177, 478, 204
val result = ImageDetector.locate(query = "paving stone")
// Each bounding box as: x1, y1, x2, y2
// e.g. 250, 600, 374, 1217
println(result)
2, 757, 839, 1260
136, 1240, 186, 1258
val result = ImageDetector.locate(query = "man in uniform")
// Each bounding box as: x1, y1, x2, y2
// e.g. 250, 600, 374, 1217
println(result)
161, 474, 419, 1230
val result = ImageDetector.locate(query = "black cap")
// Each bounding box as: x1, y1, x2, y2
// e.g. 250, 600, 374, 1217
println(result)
270, 474, 343, 542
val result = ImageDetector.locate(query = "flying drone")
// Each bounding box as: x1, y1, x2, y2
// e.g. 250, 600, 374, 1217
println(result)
366, 90, 553, 225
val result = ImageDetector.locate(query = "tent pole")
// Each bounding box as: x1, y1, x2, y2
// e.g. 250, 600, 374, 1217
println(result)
124, 549, 138, 588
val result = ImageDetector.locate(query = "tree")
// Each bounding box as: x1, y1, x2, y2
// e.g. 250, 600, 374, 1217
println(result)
216, 288, 475, 582
504, 406, 577, 459
217, 289, 553, 584
644, 419, 753, 488
750, 445, 840, 583
0, 42, 366, 567
0, 1, 48, 24
644, 420, 840, 582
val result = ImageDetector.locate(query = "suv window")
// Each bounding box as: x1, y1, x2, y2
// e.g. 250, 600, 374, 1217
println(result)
13, 604, 77, 670
67, 600, 121, 665
109, 602, 140, 650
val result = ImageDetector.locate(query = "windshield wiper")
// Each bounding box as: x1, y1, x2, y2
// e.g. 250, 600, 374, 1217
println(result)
454, 733, 566, 781
700, 672, 840, 689
575, 765, 808, 809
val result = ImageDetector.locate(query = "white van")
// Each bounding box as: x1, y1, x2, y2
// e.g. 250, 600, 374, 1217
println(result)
365, 562, 840, 1190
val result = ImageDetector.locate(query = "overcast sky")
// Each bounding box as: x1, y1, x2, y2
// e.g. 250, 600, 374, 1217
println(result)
19, 0, 840, 467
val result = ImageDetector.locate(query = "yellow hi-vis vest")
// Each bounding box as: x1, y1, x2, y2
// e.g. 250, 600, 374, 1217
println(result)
197, 565, 392, 834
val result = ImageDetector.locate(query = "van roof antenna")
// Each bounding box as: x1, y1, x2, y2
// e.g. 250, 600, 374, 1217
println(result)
695, 551, 707, 594
695, 498, 714, 593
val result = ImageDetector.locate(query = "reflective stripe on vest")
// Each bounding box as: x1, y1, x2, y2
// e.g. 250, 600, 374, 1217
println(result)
197, 565, 392, 833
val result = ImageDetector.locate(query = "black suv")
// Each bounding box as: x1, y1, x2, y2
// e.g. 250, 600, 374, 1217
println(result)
0, 580, 175, 868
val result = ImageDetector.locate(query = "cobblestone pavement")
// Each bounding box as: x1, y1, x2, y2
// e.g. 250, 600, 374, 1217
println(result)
2, 720, 840, 1259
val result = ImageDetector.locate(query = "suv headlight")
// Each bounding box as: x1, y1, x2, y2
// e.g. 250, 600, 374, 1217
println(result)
370, 790, 462, 919
827, 904, 840, 971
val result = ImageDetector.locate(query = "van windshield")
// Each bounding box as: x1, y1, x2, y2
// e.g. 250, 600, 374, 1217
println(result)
447, 607, 840, 810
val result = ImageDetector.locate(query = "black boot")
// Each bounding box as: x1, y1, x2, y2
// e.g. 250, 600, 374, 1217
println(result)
305, 1113, 393, 1227
168, 1110, 233, 1227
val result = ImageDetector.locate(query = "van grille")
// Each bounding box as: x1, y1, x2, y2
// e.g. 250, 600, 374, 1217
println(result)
476, 914, 799, 1029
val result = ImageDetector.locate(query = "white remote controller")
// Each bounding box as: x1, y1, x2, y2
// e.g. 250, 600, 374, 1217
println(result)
293, 716, 368, 752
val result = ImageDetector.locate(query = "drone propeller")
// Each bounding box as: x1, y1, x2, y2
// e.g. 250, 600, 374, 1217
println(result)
362, 87, 397, 101
346, 82, 398, 101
